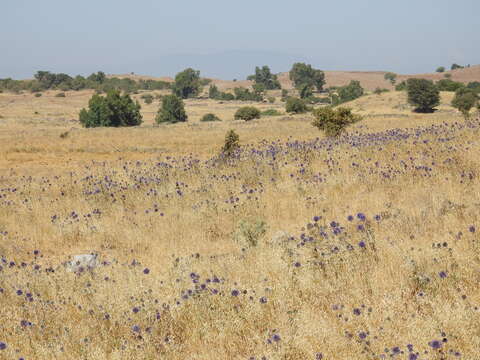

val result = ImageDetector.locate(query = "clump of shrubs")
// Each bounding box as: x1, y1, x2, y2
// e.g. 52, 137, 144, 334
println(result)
201, 113, 221, 122
79, 90, 142, 127
234, 106, 261, 121
261, 109, 282, 117
312, 106, 361, 137
55, 92, 66, 98
156, 94, 187, 124
286, 97, 307, 114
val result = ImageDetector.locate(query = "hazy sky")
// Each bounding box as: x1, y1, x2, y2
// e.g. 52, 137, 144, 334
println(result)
1, 0, 479, 79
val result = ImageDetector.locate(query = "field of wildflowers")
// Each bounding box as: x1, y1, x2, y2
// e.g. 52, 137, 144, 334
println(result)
0, 91, 479, 359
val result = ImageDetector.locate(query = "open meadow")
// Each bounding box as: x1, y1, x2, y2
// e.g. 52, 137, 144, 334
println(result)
0, 88, 479, 359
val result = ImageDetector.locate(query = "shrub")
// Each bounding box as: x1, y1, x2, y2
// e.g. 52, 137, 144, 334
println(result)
286, 97, 307, 113
444, 73, 452, 79
172, 68, 201, 99
55, 92, 66, 98
261, 109, 282, 117
234, 88, 263, 102
221, 129, 240, 156
234, 106, 261, 121
312, 106, 361, 137
384, 72, 397, 85
395, 81, 407, 91
141, 94, 154, 104
267, 96, 275, 103
436, 79, 464, 92
289, 63, 325, 91
374, 87, 389, 95
406, 78, 440, 113
451, 63, 464, 70
299, 83, 313, 99
234, 219, 267, 247
436, 66, 445, 73
208, 84, 220, 99
466, 81, 480, 94
79, 90, 142, 128
451, 88, 478, 120
336, 80, 364, 103
35, 93, 42, 97
201, 113, 221, 122
248, 66, 281, 90
156, 94, 187, 124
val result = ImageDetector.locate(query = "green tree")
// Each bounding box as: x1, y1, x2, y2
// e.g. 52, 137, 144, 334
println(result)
79, 90, 142, 128
248, 66, 281, 90
436, 79, 464, 92
436, 66, 445, 73
156, 94, 188, 123
451, 63, 464, 70
289, 63, 325, 91
406, 78, 440, 113
312, 107, 361, 137
337, 80, 364, 103
172, 68, 201, 99
208, 84, 220, 99
286, 97, 307, 113
451, 87, 478, 119
299, 83, 314, 99
384, 72, 397, 85
201, 113, 221, 122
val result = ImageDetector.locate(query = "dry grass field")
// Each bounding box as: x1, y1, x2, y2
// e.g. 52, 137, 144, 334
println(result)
0, 87, 479, 359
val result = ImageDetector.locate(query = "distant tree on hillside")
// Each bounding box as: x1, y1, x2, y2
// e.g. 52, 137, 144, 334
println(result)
436, 79, 464, 92
406, 78, 440, 113
384, 72, 397, 85
436, 66, 445, 73
87, 71, 106, 83
451, 63, 464, 71
156, 94, 188, 123
172, 68, 201, 99
451, 87, 478, 120
336, 80, 364, 104
248, 66, 281, 90
289, 63, 325, 92
79, 90, 142, 128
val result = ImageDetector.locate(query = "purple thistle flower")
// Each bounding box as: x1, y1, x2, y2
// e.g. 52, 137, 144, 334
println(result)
231, 290, 239, 297
357, 213, 366, 221
438, 271, 447, 279
0, 342, 6, 350
347, 215, 354, 221
143, 268, 150, 274
469, 226, 476, 233
358, 241, 366, 248
428, 340, 442, 349
272, 334, 281, 342
259, 296, 267, 304
132, 325, 140, 333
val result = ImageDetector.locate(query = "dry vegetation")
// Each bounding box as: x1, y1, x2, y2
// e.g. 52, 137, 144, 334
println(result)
0, 88, 479, 359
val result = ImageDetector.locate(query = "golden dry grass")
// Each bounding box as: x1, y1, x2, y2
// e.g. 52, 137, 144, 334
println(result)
0, 89, 479, 359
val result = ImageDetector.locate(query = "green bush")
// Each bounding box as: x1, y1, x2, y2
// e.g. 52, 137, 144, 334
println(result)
261, 109, 282, 117
286, 97, 307, 113
406, 78, 440, 113
299, 83, 313, 99
436, 66, 445, 73
141, 94, 154, 104
201, 113, 221, 122
221, 129, 240, 156
289, 63, 325, 91
234, 87, 263, 102
436, 79, 464, 92
336, 80, 364, 104
312, 107, 361, 137
55, 92, 66, 98
395, 81, 407, 91
79, 90, 142, 128
374, 87, 389, 95
267, 96, 275, 103
34, 93, 42, 97
451, 88, 479, 119
451, 63, 464, 70
234, 106, 261, 121
172, 68, 201, 99
467, 81, 480, 94
156, 95, 187, 124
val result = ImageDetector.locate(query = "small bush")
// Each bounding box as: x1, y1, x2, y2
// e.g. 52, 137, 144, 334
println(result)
79, 90, 143, 128
451, 88, 479, 120
436, 66, 445, 73
200, 113, 221, 122
35, 93, 42, 97
55, 92, 66, 98
221, 129, 240, 156
312, 106, 361, 137
268, 96, 275, 103
141, 94, 154, 104
234, 106, 261, 121
261, 109, 282, 117
156, 95, 187, 124
384, 72, 397, 85
234, 219, 267, 247
395, 81, 407, 91
406, 78, 440, 113
286, 97, 307, 113
374, 87, 389, 95
436, 79, 464, 92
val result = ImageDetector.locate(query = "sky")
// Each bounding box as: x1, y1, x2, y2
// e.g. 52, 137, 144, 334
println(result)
1, 0, 479, 80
